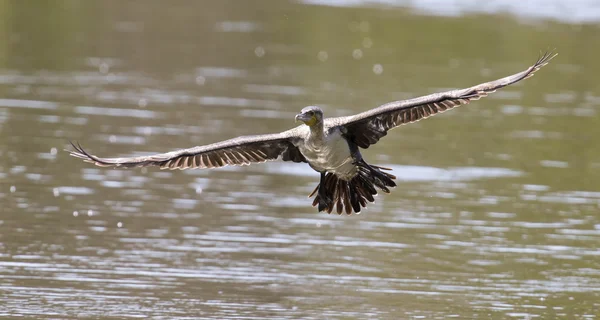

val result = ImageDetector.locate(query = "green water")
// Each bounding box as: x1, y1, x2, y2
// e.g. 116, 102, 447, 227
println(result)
0, 1, 599, 319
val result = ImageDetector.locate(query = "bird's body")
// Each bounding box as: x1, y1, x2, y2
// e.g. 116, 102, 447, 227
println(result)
296, 126, 356, 179
69, 51, 557, 215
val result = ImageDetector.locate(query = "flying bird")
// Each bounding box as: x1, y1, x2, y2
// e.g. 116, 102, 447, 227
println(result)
69, 51, 556, 215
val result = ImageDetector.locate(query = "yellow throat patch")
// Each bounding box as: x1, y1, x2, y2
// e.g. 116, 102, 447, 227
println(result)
305, 115, 317, 127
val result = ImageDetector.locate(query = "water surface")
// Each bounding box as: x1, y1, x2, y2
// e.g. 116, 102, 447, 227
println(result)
1, 1, 599, 319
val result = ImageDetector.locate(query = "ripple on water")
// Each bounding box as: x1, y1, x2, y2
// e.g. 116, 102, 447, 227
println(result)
0, 98, 58, 110
75, 106, 159, 119
214, 21, 263, 33
522, 190, 600, 205
242, 84, 306, 96
196, 67, 248, 78
1, 4, 597, 319
53, 186, 94, 195
264, 162, 523, 181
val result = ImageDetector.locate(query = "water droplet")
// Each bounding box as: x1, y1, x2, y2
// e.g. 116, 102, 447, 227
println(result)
117, 222, 123, 228
73, 211, 79, 217
373, 64, 383, 75
254, 46, 265, 58
196, 187, 203, 194
50, 147, 57, 155
53, 188, 60, 197
99, 62, 110, 74
195, 76, 206, 86
87, 210, 93, 217
109, 135, 116, 143
352, 49, 363, 60
138, 98, 147, 108
9, 186, 15, 193
362, 37, 373, 48
317, 51, 328, 62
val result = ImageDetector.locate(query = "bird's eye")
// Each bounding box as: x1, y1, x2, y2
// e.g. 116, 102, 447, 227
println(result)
307, 111, 314, 115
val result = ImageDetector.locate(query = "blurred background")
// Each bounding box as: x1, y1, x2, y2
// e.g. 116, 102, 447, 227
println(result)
1, 0, 599, 319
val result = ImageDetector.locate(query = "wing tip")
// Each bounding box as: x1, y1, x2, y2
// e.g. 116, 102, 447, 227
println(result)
522, 49, 557, 80
66, 140, 88, 160
534, 49, 558, 69
66, 140, 113, 167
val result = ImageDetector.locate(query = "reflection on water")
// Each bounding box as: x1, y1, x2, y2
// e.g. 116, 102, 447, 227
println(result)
1, 1, 599, 319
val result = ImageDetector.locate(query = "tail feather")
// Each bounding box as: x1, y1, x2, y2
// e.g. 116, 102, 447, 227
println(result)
372, 164, 394, 172
342, 183, 352, 215
348, 180, 361, 213
357, 175, 377, 200
309, 161, 396, 214
353, 180, 370, 207
335, 179, 344, 214
359, 165, 396, 193
308, 184, 319, 198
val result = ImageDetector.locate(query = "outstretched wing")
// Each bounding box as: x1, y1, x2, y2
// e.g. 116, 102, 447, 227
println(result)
328, 51, 557, 149
68, 128, 307, 170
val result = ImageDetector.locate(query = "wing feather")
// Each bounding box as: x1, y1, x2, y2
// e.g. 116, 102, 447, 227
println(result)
68, 127, 307, 170
328, 51, 557, 148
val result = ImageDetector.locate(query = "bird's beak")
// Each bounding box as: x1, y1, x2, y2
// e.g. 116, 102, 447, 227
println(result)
295, 113, 310, 123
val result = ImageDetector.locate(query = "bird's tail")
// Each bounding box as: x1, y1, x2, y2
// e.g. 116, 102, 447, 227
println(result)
309, 160, 396, 214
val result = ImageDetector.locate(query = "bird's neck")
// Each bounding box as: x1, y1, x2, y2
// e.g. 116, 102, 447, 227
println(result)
308, 122, 325, 142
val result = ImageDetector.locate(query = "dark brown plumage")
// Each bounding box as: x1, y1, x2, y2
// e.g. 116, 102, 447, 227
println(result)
329, 51, 557, 149
69, 130, 307, 169
68, 51, 556, 214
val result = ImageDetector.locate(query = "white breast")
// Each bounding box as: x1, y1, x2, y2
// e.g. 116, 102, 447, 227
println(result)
298, 129, 358, 180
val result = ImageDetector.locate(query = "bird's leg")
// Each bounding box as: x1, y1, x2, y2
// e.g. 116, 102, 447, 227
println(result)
317, 172, 332, 211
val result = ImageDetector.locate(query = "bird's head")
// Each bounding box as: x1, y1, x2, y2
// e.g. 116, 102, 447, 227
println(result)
295, 106, 323, 127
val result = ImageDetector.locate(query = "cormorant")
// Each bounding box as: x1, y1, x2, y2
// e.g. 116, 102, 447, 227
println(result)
69, 51, 556, 214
